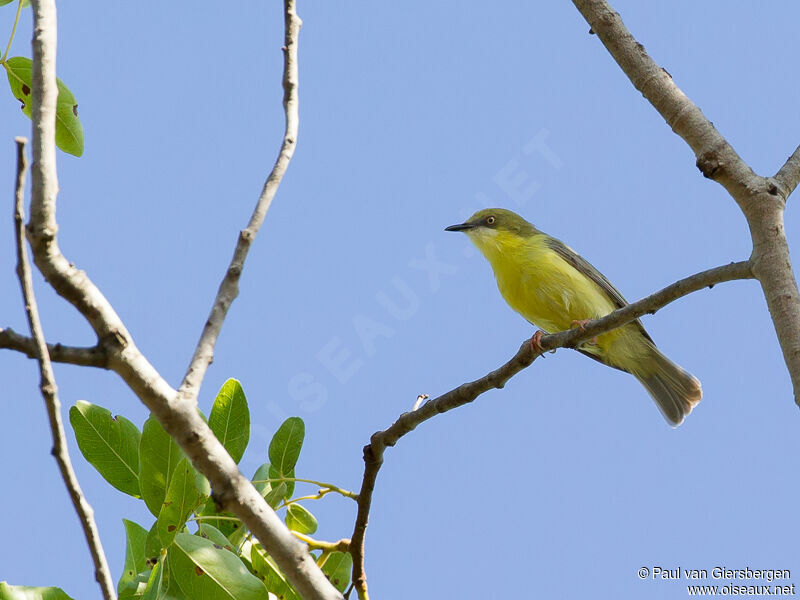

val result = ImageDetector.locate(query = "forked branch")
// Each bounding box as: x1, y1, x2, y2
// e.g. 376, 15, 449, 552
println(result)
572, 0, 800, 407
23, 0, 341, 598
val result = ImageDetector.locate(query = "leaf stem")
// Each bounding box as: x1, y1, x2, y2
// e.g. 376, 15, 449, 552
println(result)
279, 489, 337, 509
1, 0, 24, 63
191, 515, 242, 523
292, 531, 350, 553
253, 477, 359, 500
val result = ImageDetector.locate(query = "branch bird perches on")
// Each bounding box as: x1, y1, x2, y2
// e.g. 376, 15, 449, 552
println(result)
348, 260, 753, 599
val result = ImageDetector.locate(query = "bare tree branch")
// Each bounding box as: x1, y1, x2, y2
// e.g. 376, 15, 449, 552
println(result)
25, 1, 341, 598
0, 327, 107, 367
13, 137, 116, 600
178, 0, 302, 401
572, 0, 800, 406
349, 259, 755, 599
575, 0, 756, 200
774, 144, 800, 199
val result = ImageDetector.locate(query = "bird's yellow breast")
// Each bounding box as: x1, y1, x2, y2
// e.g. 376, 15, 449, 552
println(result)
466, 228, 618, 334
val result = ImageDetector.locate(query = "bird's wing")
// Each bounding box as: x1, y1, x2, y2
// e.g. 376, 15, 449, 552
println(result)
545, 236, 654, 344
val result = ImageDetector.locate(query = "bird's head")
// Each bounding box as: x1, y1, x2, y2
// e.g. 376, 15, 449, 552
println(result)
445, 208, 538, 254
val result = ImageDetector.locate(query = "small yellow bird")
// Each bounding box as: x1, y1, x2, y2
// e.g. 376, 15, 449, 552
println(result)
446, 208, 701, 425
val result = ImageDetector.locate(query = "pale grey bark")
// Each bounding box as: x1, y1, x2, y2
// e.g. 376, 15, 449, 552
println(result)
774, 145, 800, 198
0, 326, 107, 366
24, 0, 342, 598
178, 2, 301, 402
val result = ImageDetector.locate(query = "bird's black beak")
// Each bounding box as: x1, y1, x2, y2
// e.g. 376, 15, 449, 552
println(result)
445, 222, 476, 232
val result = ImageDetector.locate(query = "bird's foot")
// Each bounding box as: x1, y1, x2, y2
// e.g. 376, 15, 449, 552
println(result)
570, 318, 592, 331
529, 330, 546, 355
570, 319, 598, 345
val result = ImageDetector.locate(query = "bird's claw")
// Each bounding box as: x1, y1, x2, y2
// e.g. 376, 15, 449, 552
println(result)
529, 330, 545, 355
570, 319, 591, 331
571, 319, 598, 345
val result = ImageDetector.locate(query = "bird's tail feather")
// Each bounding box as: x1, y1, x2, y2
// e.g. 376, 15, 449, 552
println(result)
635, 347, 702, 426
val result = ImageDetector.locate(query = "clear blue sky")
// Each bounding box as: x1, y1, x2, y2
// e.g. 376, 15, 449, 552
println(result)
2, 2, 799, 599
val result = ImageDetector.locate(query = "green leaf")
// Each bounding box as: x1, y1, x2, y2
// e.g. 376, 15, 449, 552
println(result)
268, 418, 304, 476
320, 551, 352, 593
266, 417, 303, 499
0, 1, 29, 8
144, 522, 163, 568
225, 519, 248, 550
0, 584, 74, 600
208, 379, 250, 464
285, 504, 317, 535
120, 563, 183, 600
194, 470, 211, 500
251, 463, 271, 496
263, 481, 287, 510
253, 462, 292, 502
196, 524, 236, 554
268, 465, 294, 500
3, 56, 84, 156
196, 499, 240, 539
118, 570, 150, 600
170, 533, 267, 600
141, 558, 163, 600
69, 400, 141, 497
140, 554, 189, 600
239, 539, 254, 572
250, 544, 299, 600
118, 520, 150, 594
160, 556, 187, 600
54, 93, 83, 157
140, 416, 186, 517
158, 458, 202, 546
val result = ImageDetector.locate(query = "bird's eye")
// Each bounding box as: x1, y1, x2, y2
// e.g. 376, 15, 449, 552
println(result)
486, 216, 496, 225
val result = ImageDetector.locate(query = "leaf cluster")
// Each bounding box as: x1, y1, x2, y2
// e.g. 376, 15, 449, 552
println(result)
2, 379, 352, 600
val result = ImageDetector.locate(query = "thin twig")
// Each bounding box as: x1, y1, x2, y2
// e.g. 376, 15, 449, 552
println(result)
292, 532, 351, 554
254, 477, 359, 501
280, 489, 340, 508
774, 144, 800, 200
0, 327, 107, 366
13, 137, 116, 600
178, 0, 302, 401
349, 259, 754, 599
412, 394, 428, 411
